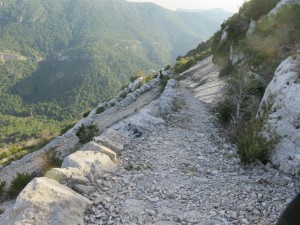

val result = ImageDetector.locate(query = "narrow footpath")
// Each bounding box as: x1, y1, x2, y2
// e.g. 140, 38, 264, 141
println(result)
83, 83, 298, 225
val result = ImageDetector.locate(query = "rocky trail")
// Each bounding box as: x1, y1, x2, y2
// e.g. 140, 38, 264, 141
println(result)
82, 84, 298, 225
1, 57, 299, 225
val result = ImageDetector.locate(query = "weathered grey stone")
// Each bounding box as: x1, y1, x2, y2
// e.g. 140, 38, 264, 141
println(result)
112, 111, 164, 138
45, 167, 85, 184
184, 210, 202, 223
73, 184, 96, 195
122, 199, 146, 215
93, 136, 124, 154
81, 141, 117, 162
62, 151, 117, 180
156, 221, 180, 225
128, 77, 143, 92
246, 19, 257, 36
102, 128, 131, 146
260, 53, 300, 173
0, 177, 91, 225
269, 0, 300, 15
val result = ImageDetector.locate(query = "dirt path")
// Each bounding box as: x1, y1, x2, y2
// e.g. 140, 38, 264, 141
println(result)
83, 83, 298, 225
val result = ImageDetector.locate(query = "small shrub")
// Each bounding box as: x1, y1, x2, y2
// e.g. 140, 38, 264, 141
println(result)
60, 122, 76, 135
160, 76, 170, 92
2, 157, 14, 167
41, 150, 63, 174
15, 150, 28, 160
75, 123, 99, 144
237, 112, 278, 164
119, 92, 128, 100
136, 165, 142, 171
0, 181, 6, 199
96, 106, 105, 114
130, 70, 145, 82
119, 83, 129, 91
10, 146, 23, 155
219, 61, 235, 77
164, 65, 171, 70
8, 173, 33, 198
215, 99, 235, 125
0, 151, 9, 160
124, 163, 133, 171
82, 110, 91, 118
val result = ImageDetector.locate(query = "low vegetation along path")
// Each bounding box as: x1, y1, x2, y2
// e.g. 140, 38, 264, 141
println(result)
83, 82, 298, 225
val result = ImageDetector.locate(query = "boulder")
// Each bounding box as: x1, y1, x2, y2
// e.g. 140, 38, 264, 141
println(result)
73, 184, 96, 195
0, 177, 91, 225
128, 77, 143, 92
81, 141, 117, 162
112, 111, 164, 138
122, 199, 146, 215
45, 167, 88, 186
62, 151, 117, 181
260, 53, 300, 173
93, 136, 125, 154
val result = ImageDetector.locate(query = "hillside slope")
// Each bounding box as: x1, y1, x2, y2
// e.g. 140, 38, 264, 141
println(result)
173, 0, 300, 173
0, 0, 231, 151
0, 59, 298, 225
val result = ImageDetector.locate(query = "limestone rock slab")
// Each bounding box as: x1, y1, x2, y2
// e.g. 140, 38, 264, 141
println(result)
62, 151, 117, 180
81, 141, 117, 162
0, 177, 91, 225
260, 53, 300, 173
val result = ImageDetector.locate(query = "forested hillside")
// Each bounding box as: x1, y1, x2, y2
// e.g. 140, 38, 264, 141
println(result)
0, 0, 230, 159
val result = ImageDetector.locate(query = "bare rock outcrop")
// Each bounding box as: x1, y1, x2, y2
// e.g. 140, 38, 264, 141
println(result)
260, 53, 300, 173
269, 0, 300, 15
62, 151, 117, 181
0, 177, 92, 225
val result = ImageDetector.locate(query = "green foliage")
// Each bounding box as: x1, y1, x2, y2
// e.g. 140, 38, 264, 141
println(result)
243, 5, 300, 75
96, 106, 105, 114
0, 181, 6, 199
60, 122, 77, 135
241, 0, 280, 20
75, 123, 99, 144
8, 173, 33, 198
160, 76, 170, 91
41, 150, 63, 174
82, 110, 91, 118
212, 2, 299, 78
237, 115, 277, 164
215, 99, 235, 125
164, 65, 171, 70
219, 61, 235, 77
237, 117, 269, 163
124, 163, 134, 171
130, 70, 145, 82
236, 99, 278, 163
174, 40, 212, 74
174, 57, 196, 74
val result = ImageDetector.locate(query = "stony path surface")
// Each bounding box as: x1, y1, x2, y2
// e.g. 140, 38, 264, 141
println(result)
83, 83, 299, 225
0, 85, 161, 185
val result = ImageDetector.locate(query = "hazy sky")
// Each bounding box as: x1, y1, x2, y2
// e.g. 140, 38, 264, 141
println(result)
127, 0, 245, 12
